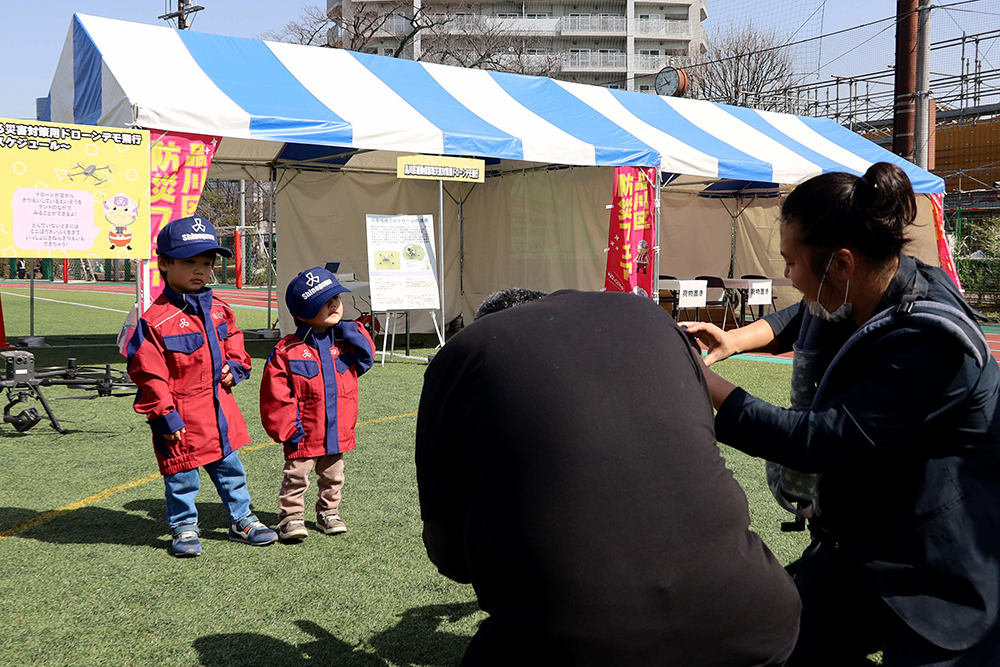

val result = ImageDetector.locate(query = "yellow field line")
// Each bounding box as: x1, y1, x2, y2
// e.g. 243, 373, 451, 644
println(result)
0, 410, 418, 541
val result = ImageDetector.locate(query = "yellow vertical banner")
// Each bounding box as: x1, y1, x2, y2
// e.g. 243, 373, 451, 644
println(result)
0, 118, 150, 259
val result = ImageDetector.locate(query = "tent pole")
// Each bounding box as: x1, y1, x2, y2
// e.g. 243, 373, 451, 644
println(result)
653, 167, 661, 304
267, 166, 276, 330
458, 194, 464, 319
438, 179, 445, 347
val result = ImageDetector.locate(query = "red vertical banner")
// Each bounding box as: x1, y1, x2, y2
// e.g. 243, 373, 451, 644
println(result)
140, 130, 220, 309
604, 166, 657, 298
234, 229, 244, 289
929, 192, 962, 293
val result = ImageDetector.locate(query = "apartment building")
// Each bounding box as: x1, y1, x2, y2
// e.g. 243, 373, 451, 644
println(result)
328, 0, 707, 92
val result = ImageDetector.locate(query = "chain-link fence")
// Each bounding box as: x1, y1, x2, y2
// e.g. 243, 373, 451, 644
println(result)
948, 205, 1000, 315
5, 230, 273, 287
212, 228, 275, 287
5, 258, 134, 282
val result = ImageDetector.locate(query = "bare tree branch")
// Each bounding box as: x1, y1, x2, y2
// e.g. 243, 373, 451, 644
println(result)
683, 25, 804, 112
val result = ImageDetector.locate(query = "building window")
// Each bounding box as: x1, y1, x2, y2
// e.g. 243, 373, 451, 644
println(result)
639, 85, 652, 92
525, 13, 549, 18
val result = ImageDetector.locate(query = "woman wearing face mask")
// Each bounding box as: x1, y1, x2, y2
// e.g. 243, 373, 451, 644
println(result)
684, 161, 1000, 666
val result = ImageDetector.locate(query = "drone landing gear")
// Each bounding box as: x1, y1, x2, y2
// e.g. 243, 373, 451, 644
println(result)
5, 385, 66, 434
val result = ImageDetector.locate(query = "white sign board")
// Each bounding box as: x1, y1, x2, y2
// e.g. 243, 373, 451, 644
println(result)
659, 279, 707, 308
676, 280, 707, 308
746, 280, 773, 306
365, 214, 440, 312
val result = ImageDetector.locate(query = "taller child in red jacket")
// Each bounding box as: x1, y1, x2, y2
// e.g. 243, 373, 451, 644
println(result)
127, 216, 278, 557
260, 267, 375, 542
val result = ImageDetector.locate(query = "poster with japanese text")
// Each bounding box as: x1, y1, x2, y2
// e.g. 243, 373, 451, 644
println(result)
0, 118, 150, 259
365, 214, 440, 312
140, 129, 219, 308
604, 166, 657, 298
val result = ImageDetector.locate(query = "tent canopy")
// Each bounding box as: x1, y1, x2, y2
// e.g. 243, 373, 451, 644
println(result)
49, 13, 944, 194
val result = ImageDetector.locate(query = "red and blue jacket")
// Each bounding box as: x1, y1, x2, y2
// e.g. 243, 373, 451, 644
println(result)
259, 321, 375, 459
126, 285, 252, 476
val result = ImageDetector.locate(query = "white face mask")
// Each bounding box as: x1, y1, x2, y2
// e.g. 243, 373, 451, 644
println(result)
808, 253, 853, 322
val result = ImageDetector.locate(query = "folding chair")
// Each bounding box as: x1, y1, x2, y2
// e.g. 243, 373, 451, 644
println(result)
658, 275, 678, 318
740, 274, 779, 322
695, 276, 741, 330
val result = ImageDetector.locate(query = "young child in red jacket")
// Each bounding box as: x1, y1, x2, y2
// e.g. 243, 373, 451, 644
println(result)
260, 267, 376, 541
127, 216, 278, 557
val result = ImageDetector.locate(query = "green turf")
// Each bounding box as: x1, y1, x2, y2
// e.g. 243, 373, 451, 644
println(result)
0, 288, 827, 666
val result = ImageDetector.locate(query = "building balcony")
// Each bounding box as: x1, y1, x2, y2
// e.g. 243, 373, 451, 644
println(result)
431, 15, 561, 34
562, 51, 627, 72
635, 19, 691, 39
634, 54, 678, 73
562, 15, 627, 35
372, 15, 413, 37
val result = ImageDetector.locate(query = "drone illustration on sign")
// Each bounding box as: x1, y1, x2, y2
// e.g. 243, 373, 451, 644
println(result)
66, 163, 113, 185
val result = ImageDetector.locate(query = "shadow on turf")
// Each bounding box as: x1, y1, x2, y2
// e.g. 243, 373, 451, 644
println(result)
192, 606, 480, 667
0, 499, 280, 551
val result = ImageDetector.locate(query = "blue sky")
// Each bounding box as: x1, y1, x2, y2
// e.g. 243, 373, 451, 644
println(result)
0, 1, 902, 121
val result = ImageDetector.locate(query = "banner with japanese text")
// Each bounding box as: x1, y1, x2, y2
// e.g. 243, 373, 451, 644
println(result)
604, 166, 657, 298
139, 129, 219, 310
0, 117, 150, 259
929, 192, 962, 292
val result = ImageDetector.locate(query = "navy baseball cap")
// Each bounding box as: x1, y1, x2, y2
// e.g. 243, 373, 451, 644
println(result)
156, 216, 233, 259
285, 267, 351, 320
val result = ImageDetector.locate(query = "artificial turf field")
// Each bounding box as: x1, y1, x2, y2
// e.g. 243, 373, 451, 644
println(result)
0, 283, 823, 666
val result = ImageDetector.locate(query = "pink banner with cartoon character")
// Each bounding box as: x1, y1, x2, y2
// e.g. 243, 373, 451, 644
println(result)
604, 167, 657, 299
929, 192, 962, 293
139, 129, 219, 309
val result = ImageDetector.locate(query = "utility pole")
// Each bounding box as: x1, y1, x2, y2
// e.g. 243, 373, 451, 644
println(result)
914, 0, 932, 169
893, 0, 918, 161
158, 1, 205, 30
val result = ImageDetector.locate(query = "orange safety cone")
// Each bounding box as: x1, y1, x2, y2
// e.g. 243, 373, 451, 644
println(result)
0, 293, 13, 349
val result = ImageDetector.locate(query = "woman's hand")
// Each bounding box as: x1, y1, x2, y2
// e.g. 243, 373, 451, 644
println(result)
679, 321, 739, 366
162, 428, 186, 442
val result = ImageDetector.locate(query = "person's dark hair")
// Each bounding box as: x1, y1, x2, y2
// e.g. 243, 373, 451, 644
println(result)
781, 162, 917, 274
475, 288, 548, 320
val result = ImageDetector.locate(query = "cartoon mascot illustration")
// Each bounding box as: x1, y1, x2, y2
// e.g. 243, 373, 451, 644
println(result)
104, 194, 140, 250
635, 239, 650, 275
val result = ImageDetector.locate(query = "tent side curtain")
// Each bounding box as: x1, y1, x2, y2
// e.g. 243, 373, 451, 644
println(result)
51, 13, 944, 194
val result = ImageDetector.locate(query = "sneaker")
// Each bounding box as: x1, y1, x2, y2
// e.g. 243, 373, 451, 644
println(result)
228, 516, 278, 546
171, 530, 201, 558
316, 513, 347, 535
279, 519, 308, 541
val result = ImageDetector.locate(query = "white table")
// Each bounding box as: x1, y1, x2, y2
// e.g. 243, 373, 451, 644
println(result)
722, 278, 789, 325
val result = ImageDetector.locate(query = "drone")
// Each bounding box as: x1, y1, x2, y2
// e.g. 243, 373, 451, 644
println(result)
2, 351, 136, 435
66, 163, 113, 185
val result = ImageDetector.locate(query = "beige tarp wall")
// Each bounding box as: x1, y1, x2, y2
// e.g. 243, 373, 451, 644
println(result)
278, 170, 461, 334
734, 193, 940, 311
276, 166, 944, 334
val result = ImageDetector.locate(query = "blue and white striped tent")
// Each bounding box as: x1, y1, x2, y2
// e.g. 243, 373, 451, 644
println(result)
46, 13, 946, 329
48, 13, 942, 193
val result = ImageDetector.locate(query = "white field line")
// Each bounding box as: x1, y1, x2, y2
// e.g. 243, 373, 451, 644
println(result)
0, 291, 130, 314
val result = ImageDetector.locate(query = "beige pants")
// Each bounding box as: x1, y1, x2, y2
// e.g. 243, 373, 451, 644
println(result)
278, 454, 344, 525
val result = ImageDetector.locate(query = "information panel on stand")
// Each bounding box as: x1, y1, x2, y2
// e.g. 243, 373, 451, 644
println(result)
0, 117, 150, 259
365, 214, 440, 312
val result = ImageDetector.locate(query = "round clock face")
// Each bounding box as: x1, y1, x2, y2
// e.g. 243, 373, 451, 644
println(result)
655, 66, 680, 96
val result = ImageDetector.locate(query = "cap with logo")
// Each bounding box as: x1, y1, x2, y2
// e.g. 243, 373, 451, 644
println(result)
156, 216, 233, 259
285, 267, 351, 320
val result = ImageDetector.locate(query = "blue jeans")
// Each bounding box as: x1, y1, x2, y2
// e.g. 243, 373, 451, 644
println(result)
163, 450, 253, 536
